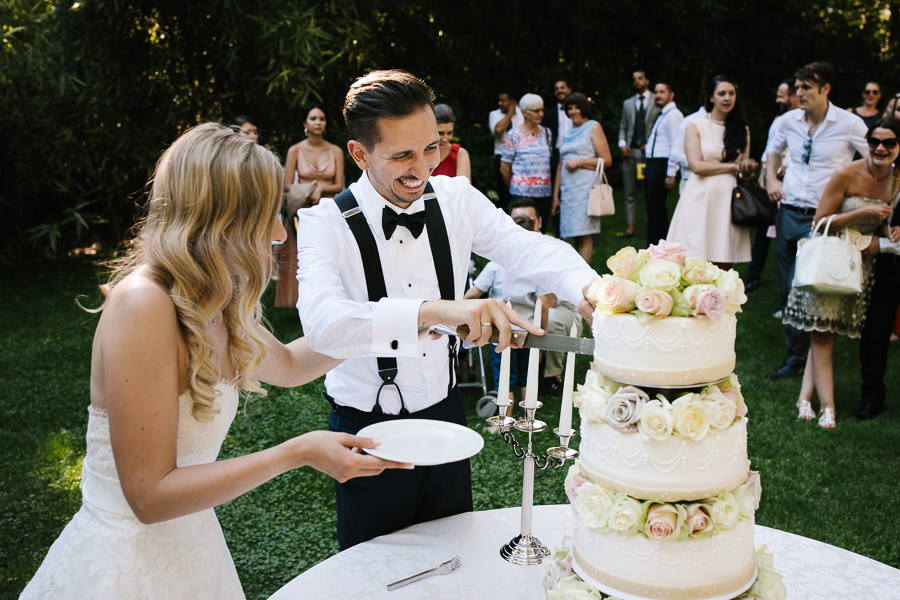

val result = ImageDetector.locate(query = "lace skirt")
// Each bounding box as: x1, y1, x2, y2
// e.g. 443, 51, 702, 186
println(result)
782, 256, 877, 338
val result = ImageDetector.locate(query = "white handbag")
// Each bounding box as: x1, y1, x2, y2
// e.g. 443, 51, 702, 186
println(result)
587, 158, 615, 217
792, 214, 862, 295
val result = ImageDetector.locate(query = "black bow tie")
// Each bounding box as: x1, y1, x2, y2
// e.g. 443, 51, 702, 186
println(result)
382, 207, 427, 239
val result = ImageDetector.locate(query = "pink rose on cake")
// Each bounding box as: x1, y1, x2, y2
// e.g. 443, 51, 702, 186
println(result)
684, 502, 716, 538
642, 502, 689, 543
682, 284, 727, 320
604, 386, 649, 431
638, 396, 674, 442
681, 257, 720, 285
633, 288, 674, 321
605, 493, 643, 536
564, 464, 587, 503
638, 258, 682, 291
672, 394, 711, 441
648, 240, 687, 265
589, 274, 639, 314
606, 246, 648, 281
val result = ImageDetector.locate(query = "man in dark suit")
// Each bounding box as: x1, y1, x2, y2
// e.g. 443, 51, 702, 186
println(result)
618, 70, 660, 238
542, 78, 572, 235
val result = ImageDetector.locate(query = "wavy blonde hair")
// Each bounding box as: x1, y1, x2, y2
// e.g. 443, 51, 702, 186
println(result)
101, 122, 284, 420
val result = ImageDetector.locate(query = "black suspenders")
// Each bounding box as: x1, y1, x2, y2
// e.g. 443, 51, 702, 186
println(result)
333, 182, 456, 415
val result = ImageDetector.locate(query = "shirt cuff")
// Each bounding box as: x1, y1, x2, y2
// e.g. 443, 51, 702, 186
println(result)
666, 162, 679, 177
370, 298, 426, 357
879, 238, 900, 255
557, 269, 598, 307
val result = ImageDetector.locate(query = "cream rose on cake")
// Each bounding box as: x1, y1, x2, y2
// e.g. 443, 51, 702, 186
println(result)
606, 246, 649, 281
671, 394, 711, 441
590, 275, 639, 314
704, 387, 739, 430
637, 396, 674, 441
605, 493, 643, 536
574, 480, 616, 530
638, 258, 683, 291
711, 491, 741, 529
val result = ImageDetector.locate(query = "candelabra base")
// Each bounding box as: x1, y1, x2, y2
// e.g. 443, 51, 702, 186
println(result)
499, 534, 551, 565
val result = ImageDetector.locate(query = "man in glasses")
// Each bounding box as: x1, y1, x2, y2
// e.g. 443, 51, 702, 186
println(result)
763, 61, 869, 380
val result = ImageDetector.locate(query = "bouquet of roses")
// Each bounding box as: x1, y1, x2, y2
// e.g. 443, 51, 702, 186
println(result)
587, 241, 747, 322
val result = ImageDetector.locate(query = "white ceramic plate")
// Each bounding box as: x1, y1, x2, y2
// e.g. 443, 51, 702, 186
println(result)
357, 419, 484, 466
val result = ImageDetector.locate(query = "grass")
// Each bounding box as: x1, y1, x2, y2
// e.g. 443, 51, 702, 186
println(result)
2, 192, 899, 599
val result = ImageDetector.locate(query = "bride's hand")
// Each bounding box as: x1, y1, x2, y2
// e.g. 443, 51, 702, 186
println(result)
288, 431, 413, 483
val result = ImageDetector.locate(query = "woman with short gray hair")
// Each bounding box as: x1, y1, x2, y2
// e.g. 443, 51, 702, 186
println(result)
500, 93, 553, 230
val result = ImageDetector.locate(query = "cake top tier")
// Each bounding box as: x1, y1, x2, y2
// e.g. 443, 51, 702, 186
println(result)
587, 241, 747, 322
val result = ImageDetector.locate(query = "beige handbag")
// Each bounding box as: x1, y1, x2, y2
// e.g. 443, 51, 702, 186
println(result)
587, 158, 615, 217
284, 181, 318, 218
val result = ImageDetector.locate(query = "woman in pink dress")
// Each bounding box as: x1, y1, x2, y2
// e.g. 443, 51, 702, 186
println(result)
667, 75, 757, 269
276, 104, 345, 308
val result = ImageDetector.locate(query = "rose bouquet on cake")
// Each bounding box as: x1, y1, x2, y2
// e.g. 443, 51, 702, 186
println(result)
575, 371, 748, 442
587, 241, 747, 322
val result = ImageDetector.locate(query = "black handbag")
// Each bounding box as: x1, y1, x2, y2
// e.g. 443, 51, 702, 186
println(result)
731, 174, 776, 228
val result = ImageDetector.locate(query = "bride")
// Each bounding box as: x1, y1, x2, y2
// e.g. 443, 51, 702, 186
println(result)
20, 123, 409, 599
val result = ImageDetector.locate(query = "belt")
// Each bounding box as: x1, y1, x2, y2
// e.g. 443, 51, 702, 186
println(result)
781, 203, 817, 216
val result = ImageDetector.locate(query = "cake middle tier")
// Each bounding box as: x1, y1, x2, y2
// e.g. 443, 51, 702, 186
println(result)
580, 418, 750, 502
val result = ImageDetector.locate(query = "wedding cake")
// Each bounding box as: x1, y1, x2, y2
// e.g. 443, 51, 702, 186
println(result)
546, 242, 784, 600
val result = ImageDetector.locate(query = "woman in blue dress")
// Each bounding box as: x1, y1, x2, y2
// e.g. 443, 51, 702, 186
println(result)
552, 92, 613, 264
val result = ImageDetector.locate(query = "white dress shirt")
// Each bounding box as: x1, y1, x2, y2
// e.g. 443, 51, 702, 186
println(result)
296, 172, 597, 414
667, 106, 707, 178
555, 103, 573, 150
489, 108, 525, 155
764, 103, 869, 209
645, 102, 684, 159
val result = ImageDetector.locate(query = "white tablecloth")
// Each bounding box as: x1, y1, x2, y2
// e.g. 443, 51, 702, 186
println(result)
269, 504, 900, 599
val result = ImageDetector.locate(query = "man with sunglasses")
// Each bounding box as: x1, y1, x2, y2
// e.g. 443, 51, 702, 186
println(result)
763, 61, 869, 380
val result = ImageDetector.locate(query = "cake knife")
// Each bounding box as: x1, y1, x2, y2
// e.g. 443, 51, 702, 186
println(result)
432, 324, 594, 355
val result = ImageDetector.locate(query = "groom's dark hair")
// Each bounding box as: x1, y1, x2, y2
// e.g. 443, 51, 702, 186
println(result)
343, 69, 435, 150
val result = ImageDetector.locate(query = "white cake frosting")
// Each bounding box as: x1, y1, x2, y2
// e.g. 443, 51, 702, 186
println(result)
591, 312, 736, 387
579, 418, 749, 502
572, 511, 757, 600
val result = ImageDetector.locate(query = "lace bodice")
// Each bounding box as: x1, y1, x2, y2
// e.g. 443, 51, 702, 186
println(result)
836, 195, 890, 235
84, 382, 239, 481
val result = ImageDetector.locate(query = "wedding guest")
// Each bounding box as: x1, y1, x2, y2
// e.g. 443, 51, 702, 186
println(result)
489, 89, 524, 211
276, 103, 345, 308
432, 103, 471, 180
552, 92, 613, 264
618, 69, 660, 238
848, 81, 883, 130
783, 118, 899, 429
501, 93, 554, 232
232, 114, 260, 143
19, 123, 405, 599
667, 75, 757, 270
882, 93, 900, 119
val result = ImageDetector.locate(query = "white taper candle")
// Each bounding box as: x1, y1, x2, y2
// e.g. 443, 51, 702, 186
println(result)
523, 297, 542, 409
559, 322, 577, 433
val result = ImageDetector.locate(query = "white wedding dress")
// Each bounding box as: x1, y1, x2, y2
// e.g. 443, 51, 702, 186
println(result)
20, 382, 245, 599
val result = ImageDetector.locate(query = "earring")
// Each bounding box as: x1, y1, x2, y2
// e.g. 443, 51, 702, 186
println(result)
304, 126, 309, 136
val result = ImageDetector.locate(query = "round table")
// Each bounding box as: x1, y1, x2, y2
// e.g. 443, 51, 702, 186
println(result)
269, 504, 900, 599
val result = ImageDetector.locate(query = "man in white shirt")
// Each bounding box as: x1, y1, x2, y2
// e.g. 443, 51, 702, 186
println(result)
764, 61, 868, 380
644, 82, 684, 246
665, 105, 707, 193
297, 70, 597, 549
618, 70, 659, 238
489, 89, 524, 211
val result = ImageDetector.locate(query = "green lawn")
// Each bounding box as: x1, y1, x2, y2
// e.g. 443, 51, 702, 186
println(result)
2, 196, 899, 599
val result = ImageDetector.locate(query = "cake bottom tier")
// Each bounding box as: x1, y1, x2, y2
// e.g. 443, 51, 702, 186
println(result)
572, 511, 757, 600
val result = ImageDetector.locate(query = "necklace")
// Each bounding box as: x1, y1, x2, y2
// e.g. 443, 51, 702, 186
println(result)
866, 159, 893, 182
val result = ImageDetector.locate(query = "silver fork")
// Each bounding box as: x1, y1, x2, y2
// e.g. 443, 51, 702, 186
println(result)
385, 555, 462, 591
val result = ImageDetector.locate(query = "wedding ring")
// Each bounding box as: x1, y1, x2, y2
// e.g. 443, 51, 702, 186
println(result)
481, 322, 492, 327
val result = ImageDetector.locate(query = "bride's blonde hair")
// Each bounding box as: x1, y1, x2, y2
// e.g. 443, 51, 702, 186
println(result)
102, 122, 283, 419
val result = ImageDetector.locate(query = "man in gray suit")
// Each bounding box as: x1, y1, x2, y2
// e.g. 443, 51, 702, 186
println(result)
617, 70, 660, 238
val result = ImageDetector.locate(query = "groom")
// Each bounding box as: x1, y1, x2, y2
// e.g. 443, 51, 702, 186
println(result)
295, 69, 598, 549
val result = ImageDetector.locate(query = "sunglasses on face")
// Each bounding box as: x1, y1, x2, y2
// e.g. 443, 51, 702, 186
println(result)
864, 89, 881, 95
867, 136, 899, 150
